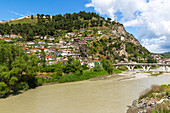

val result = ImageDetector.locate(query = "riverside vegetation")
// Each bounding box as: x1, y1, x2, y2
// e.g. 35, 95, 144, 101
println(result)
0, 42, 126, 98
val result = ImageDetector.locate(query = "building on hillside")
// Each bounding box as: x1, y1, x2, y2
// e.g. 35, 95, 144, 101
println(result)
27, 41, 35, 45
46, 56, 53, 61
87, 60, 102, 68
30, 48, 41, 53
165, 59, 170, 64
4, 34, 9, 37
49, 37, 55, 40
48, 41, 54, 45
85, 37, 93, 40
38, 40, 46, 44
98, 30, 102, 34
10, 34, 18, 38
66, 32, 75, 37
4, 38, 12, 42
62, 57, 69, 64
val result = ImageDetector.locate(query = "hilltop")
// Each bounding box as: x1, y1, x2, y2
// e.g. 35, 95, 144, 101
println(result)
0, 11, 156, 63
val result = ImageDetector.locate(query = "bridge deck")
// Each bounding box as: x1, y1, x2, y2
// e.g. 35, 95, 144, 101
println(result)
113, 63, 170, 66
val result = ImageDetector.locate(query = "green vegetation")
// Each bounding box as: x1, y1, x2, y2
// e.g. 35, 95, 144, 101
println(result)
39, 58, 125, 84
8, 18, 38, 25
0, 43, 40, 98
57, 70, 108, 83
161, 52, 170, 58
0, 11, 111, 41
149, 72, 163, 76
126, 42, 155, 63
139, 85, 170, 112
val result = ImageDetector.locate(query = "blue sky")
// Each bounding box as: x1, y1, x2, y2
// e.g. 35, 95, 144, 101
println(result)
1, 0, 169, 53
0, 0, 92, 20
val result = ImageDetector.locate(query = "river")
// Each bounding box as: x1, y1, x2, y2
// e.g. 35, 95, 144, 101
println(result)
0, 73, 170, 113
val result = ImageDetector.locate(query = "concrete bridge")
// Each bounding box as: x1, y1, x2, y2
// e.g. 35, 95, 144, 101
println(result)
114, 63, 170, 72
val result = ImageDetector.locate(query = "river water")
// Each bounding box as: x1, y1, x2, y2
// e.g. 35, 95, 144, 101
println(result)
0, 74, 170, 113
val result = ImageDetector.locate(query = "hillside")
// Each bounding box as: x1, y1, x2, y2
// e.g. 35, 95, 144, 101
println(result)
161, 52, 170, 58
0, 11, 155, 63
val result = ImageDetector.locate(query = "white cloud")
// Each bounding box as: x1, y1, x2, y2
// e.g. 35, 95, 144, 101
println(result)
86, 0, 170, 53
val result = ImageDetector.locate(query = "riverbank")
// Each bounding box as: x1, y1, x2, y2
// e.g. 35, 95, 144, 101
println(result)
42, 68, 169, 85
127, 84, 170, 113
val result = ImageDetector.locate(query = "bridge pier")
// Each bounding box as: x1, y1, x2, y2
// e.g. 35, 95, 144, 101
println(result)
141, 66, 146, 71
126, 65, 136, 71
126, 65, 131, 71
146, 66, 152, 71
131, 65, 135, 71
161, 66, 166, 71
167, 66, 170, 72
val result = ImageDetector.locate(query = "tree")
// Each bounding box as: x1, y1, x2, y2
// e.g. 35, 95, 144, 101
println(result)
31, 15, 34, 19
102, 58, 114, 74
0, 44, 39, 97
63, 57, 83, 75
0, 82, 10, 98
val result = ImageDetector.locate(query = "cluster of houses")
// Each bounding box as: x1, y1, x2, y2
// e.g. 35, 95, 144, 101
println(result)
151, 54, 170, 64
0, 31, 104, 68
1, 30, 169, 68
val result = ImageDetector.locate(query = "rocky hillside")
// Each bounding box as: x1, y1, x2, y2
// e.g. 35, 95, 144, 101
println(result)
82, 22, 153, 63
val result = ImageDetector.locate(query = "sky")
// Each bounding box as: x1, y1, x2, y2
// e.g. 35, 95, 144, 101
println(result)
0, 0, 169, 53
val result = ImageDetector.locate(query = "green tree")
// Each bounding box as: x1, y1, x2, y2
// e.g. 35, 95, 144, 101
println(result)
102, 59, 114, 74
0, 44, 39, 97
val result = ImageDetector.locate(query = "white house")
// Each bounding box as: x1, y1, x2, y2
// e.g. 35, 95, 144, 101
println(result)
30, 48, 41, 53
66, 32, 75, 37
4, 38, 12, 42
40, 36, 47, 40
48, 41, 54, 45
46, 56, 53, 61
98, 30, 102, 34
10, 34, 18, 38
165, 59, 170, 64
87, 60, 102, 68
27, 42, 35, 45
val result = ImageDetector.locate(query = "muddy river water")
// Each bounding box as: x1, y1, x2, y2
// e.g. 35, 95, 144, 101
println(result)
0, 73, 170, 113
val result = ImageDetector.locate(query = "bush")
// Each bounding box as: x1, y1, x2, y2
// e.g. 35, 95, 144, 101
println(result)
93, 62, 103, 72
0, 82, 10, 98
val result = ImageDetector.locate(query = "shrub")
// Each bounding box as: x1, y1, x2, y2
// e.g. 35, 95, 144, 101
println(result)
0, 82, 10, 98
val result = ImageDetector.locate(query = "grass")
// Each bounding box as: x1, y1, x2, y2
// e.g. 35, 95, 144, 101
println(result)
41, 70, 109, 83
149, 72, 163, 76
58, 70, 109, 83
8, 18, 37, 25
139, 84, 170, 101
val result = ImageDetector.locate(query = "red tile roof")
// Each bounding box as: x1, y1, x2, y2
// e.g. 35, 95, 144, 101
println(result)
92, 60, 101, 63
